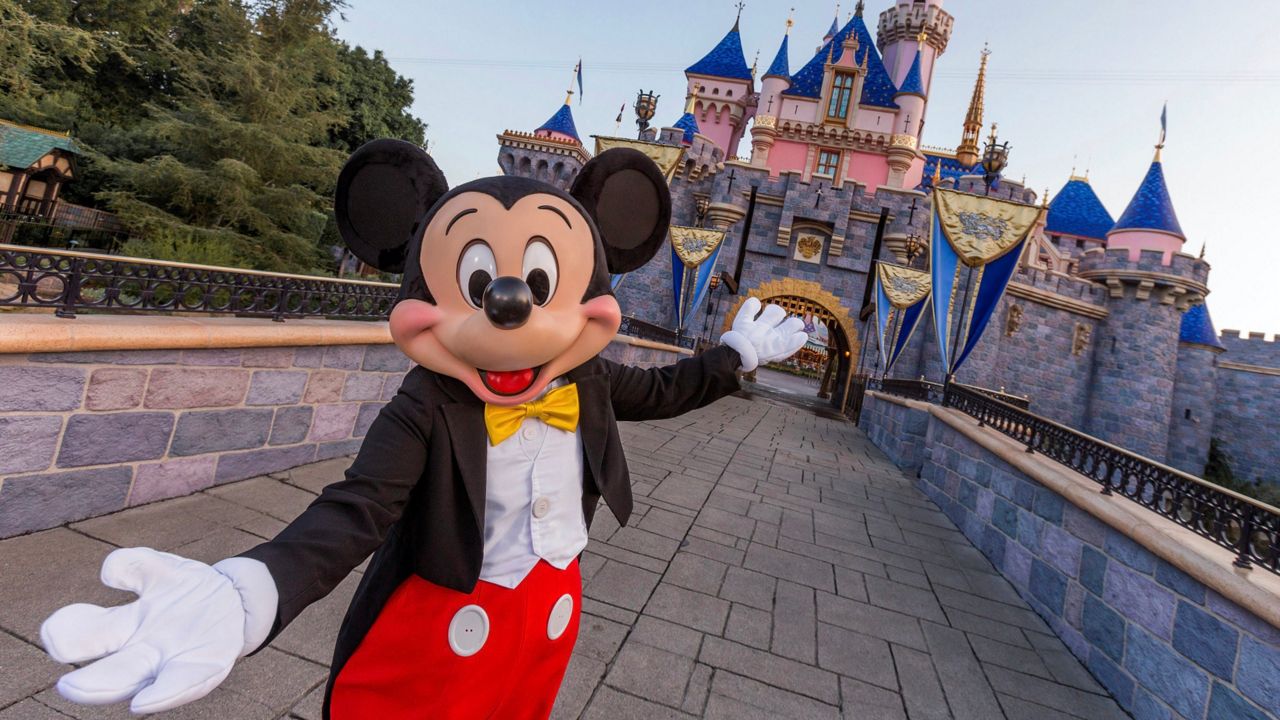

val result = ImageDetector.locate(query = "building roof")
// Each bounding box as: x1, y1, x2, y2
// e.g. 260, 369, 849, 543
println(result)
685, 22, 753, 81
535, 104, 581, 143
764, 33, 790, 80
896, 49, 925, 97
1111, 160, 1184, 238
1179, 303, 1226, 350
0, 120, 78, 170
824, 16, 839, 40
782, 14, 898, 109
1045, 177, 1115, 240
920, 152, 980, 190
672, 112, 700, 145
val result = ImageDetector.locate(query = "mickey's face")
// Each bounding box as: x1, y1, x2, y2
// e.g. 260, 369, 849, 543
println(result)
335, 141, 670, 406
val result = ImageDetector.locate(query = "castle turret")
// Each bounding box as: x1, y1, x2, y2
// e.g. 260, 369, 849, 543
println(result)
751, 18, 792, 168
1078, 148, 1208, 461
1044, 173, 1114, 258
1106, 152, 1185, 264
1168, 302, 1226, 474
497, 95, 590, 189
885, 38, 927, 188
683, 14, 755, 158
877, 0, 954, 97
955, 46, 989, 168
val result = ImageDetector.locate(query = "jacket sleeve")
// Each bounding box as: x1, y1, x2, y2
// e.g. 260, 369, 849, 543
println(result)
237, 379, 431, 639
607, 344, 742, 422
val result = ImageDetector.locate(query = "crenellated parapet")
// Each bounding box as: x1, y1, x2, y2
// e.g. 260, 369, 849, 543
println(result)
1218, 330, 1280, 369
876, 2, 954, 56
1077, 248, 1209, 311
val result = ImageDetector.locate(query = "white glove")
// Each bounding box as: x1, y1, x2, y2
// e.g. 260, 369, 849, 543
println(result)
720, 297, 809, 372
40, 548, 277, 715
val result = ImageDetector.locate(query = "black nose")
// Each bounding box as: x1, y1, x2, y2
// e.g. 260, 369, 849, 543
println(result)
482, 276, 533, 329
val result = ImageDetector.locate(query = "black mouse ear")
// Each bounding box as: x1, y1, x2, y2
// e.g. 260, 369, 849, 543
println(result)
570, 148, 671, 274
335, 139, 449, 273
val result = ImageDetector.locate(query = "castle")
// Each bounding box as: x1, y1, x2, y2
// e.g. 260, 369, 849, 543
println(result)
494, 0, 1278, 486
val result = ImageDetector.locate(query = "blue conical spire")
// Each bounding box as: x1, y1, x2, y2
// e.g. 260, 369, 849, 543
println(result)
783, 13, 898, 108
686, 21, 753, 81
672, 112, 700, 145
1112, 160, 1184, 238
896, 49, 925, 97
1046, 176, 1115, 240
1179, 303, 1225, 350
824, 15, 839, 40
535, 103, 580, 143
765, 33, 790, 79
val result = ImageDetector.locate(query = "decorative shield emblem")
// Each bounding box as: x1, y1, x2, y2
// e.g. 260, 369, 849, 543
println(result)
670, 226, 726, 268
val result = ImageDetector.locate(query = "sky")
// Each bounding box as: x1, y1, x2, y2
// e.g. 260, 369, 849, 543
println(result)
334, 1, 1280, 336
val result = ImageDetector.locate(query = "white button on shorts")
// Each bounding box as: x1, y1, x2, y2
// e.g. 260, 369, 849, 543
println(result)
532, 497, 551, 519
547, 594, 574, 640
447, 604, 489, 657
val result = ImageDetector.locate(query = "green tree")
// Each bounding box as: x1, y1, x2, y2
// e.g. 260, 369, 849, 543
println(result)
1, 0, 425, 274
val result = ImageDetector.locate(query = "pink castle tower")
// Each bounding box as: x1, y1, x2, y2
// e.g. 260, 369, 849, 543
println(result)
1106, 143, 1186, 264
682, 12, 756, 157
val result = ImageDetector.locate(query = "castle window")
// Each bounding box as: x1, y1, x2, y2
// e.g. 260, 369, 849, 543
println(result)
712, 88, 720, 95
815, 149, 840, 177
827, 73, 855, 121
727, 90, 734, 97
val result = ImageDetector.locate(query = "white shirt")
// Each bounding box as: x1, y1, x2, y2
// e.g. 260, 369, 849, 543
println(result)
478, 383, 589, 588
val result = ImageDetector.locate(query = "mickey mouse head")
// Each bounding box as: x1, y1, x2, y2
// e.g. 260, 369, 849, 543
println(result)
336, 140, 671, 406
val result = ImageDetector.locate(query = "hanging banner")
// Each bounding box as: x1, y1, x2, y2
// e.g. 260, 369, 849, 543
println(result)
874, 262, 931, 372
669, 225, 726, 329
930, 188, 1041, 376
592, 137, 686, 182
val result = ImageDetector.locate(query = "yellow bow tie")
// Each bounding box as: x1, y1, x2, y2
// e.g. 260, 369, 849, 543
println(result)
484, 383, 580, 446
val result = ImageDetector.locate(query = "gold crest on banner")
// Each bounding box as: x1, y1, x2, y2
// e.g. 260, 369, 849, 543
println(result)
933, 188, 1041, 266
670, 226, 726, 268
592, 136, 686, 182
877, 263, 931, 309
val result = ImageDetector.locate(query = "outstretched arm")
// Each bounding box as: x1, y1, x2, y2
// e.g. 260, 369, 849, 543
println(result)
40, 372, 432, 714
609, 299, 808, 422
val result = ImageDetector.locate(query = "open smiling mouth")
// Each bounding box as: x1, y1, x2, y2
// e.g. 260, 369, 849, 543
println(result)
478, 366, 542, 396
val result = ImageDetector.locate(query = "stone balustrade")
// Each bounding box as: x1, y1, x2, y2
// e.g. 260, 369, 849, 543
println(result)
0, 314, 689, 539
860, 391, 1280, 720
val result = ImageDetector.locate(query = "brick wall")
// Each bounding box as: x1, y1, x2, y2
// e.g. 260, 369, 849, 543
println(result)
0, 344, 410, 538
1167, 344, 1220, 475
857, 392, 928, 473
861, 406, 1280, 720
1214, 332, 1280, 486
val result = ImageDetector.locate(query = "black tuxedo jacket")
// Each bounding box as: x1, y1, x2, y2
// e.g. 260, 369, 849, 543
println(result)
238, 345, 741, 714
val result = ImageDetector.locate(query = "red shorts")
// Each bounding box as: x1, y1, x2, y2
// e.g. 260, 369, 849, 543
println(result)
331, 560, 581, 720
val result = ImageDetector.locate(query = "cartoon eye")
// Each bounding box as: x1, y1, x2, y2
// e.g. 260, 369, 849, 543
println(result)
458, 241, 496, 309
523, 238, 558, 306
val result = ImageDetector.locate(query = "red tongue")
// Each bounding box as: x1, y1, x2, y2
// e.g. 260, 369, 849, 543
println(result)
484, 368, 535, 395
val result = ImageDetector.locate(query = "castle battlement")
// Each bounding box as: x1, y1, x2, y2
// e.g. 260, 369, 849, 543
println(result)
1218, 330, 1280, 368
1013, 265, 1108, 306
1077, 247, 1209, 283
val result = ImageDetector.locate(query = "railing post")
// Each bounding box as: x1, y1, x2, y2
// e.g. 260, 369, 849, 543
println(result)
55, 255, 81, 319
1233, 509, 1254, 570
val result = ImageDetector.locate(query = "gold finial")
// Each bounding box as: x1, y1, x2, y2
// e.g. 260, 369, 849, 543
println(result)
734, 1, 746, 29
1043, 187, 1051, 209
685, 84, 699, 114
786, 7, 794, 34
564, 60, 579, 105
751, 50, 759, 79
854, 0, 864, 17
932, 161, 942, 185
826, 39, 836, 65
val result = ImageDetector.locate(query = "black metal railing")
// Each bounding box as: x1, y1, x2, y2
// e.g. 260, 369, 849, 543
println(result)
942, 383, 1279, 575
618, 315, 697, 350
0, 244, 399, 321
872, 377, 1030, 410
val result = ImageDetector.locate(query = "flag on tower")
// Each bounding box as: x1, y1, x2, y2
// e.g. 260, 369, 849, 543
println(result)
1159, 102, 1167, 147
615, 103, 625, 124
575, 59, 584, 104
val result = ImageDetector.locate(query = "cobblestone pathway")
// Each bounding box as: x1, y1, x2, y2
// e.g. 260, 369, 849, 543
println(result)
0, 393, 1126, 719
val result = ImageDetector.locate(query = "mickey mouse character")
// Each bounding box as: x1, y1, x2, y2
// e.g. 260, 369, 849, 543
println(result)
40, 141, 808, 718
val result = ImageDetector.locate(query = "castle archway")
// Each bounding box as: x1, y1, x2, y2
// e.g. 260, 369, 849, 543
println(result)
722, 278, 861, 408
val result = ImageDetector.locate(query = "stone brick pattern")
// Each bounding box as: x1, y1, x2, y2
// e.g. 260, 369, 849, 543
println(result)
1214, 332, 1280, 486
0, 344, 412, 538
1167, 344, 1220, 475
903, 412, 1280, 720
857, 393, 928, 473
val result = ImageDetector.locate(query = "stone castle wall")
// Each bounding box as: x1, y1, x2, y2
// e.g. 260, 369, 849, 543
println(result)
1213, 332, 1280, 485
860, 393, 1280, 720
1167, 343, 1221, 476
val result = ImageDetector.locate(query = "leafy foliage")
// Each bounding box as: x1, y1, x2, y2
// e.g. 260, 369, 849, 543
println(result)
1, 0, 425, 274
1205, 437, 1280, 509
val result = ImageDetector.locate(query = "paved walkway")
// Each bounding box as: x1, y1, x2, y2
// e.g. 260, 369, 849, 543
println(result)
0, 393, 1126, 719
